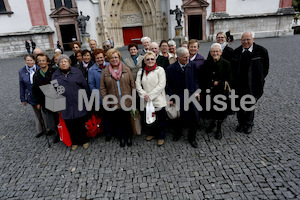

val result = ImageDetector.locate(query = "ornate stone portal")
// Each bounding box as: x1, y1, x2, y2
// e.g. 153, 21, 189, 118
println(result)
96, 0, 168, 47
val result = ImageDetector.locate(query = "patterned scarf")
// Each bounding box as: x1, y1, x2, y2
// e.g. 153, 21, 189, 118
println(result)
26, 64, 36, 84
108, 62, 122, 80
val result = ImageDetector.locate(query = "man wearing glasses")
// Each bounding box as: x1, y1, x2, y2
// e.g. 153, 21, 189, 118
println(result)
233, 31, 269, 134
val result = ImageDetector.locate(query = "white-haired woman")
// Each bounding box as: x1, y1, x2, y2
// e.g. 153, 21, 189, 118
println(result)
138, 36, 151, 55
51, 54, 90, 150
199, 43, 233, 140
136, 51, 167, 146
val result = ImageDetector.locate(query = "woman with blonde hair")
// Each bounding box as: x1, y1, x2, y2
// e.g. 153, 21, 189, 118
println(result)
100, 49, 135, 147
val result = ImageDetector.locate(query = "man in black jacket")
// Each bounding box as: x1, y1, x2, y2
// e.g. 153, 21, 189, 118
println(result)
233, 31, 269, 134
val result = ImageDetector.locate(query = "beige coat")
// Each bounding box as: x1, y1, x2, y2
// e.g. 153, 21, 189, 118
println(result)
123, 55, 144, 80
136, 66, 167, 109
159, 52, 177, 65
100, 63, 135, 109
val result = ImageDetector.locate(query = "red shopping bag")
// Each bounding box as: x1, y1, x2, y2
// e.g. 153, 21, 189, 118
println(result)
85, 113, 103, 137
57, 113, 72, 147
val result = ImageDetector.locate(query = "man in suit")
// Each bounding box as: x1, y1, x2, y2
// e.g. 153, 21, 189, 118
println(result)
138, 36, 151, 56
167, 47, 200, 148
233, 31, 269, 134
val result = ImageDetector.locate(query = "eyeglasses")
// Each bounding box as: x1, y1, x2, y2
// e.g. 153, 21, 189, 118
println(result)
146, 58, 155, 61
217, 37, 225, 39
242, 39, 253, 42
110, 56, 119, 60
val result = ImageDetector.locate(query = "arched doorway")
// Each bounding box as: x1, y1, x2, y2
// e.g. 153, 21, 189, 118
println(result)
120, 0, 143, 45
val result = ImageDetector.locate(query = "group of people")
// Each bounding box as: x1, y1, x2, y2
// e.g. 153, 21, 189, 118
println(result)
25, 40, 36, 54
19, 31, 269, 150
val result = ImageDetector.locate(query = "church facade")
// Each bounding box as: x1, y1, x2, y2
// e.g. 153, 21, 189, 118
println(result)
0, 0, 296, 58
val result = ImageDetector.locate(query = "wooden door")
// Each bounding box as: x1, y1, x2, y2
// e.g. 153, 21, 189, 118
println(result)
122, 26, 143, 46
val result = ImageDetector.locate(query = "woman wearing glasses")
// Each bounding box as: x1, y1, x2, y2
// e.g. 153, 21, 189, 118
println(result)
207, 32, 234, 63
100, 49, 135, 147
136, 51, 167, 146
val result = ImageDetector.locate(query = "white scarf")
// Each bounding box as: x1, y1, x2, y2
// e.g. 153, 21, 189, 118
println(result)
220, 42, 227, 51
26, 64, 37, 84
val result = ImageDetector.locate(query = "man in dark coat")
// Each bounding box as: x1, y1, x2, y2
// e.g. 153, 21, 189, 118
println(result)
233, 31, 269, 134
25, 40, 30, 54
30, 40, 36, 54
167, 47, 200, 148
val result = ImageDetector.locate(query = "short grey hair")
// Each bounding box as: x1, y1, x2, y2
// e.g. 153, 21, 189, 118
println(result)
149, 42, 159, 48
141, 36, 151, 43
210, 43, 222, 52
168, 40, 176, 46
57, 54, 71, 64
176, 47, 189, 58
242, 31, 255, 38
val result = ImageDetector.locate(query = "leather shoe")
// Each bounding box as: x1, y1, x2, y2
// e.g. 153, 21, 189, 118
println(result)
120, 139, 125, 147
215, 129, 222, 140
235, 125, 244, 132
244, 125, 253, 134
173, 135, 181, 141
158, 139, 164, 146
146, 136, 155, 141
105, 135, 112, 141
189, 140, 198, 148
35, 132, 45, 138
126, 137, 132, 147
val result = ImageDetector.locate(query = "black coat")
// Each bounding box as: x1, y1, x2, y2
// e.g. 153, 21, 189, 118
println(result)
75, 61, 94, 81
69, 54, 77, 67
32, 66, 56, 107
207, 45, 234, 64
199, 57, 232, 119
167, 61, 199, 122
233, 43, 269, 99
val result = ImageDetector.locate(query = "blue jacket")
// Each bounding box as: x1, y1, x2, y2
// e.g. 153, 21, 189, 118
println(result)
19, 65, 40, 105
191, 53, 205, 70
51, 67, 90, 120
166, 61, 199, 121
88, 62, 108, 105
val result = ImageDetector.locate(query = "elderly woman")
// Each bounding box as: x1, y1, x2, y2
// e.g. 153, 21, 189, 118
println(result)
76, 49, 94, 80
51, 52, 61, 69
32, 53, 59, 143
188, 39, 205, 70
138, 36, 151, 56
207, 32, 234, 63
168, 40, 177, 56
149, 42, 170, 71
19, 54, 45, 138
123, 43, 144, 80
52, 54, 90, 150
69, 41, 81, 66
100, 49, 135, 147
136, 51, 167, 146
159, 40, 176, 65
199, 43, 233, 140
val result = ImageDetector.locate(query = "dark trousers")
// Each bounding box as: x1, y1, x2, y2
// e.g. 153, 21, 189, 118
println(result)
237, 96, 255, 126
148, 107, 166, 139
237, 109, 255, 127
108, 110, 132, 140
173, 106, 197, 142
65, 116, 89, 145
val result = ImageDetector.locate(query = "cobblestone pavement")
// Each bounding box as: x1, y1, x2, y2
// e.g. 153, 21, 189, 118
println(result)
0, 35, 299, 200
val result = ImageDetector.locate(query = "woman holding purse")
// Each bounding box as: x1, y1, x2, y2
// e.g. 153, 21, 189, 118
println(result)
136, 51, 167, 146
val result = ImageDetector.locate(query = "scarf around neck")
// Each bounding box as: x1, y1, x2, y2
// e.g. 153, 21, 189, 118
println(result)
220, 42, 227, 51
26, 64, 36, 84
131, 55, 138, 65
109, 62, 122, 80
145, 63, 157, 75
